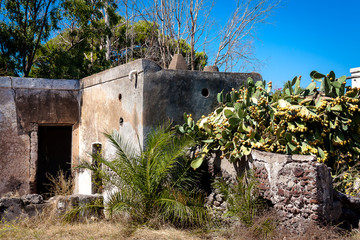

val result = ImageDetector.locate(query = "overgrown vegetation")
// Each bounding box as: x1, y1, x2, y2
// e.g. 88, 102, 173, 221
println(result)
178, 71, 360, 195
78, 124, 209, 227
213, 171, 265, 227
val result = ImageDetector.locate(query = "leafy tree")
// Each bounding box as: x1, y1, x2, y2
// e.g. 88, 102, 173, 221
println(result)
0, 49, 17, 76
30, 28, 110, 79
0, 0, 279, 77
0, 0, 61, 76
30, 0, 119, 79
79, 125, 209, 226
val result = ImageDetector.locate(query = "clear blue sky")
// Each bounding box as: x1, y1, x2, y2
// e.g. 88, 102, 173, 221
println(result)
214, 0, 360, 89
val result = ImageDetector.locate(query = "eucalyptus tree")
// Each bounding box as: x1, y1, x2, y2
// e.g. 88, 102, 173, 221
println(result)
30, 0, 119, 79
0, 0, 61, 76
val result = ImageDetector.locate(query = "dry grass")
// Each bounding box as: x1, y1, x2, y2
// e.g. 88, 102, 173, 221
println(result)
1, 220, 358, 240
0, 206, 200, 240
0, 221, 121, 240
0, 221, 202, 240
45, 170, 74, 197
0, 210, 358, 240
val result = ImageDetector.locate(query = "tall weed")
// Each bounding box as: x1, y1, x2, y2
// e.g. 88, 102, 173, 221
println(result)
213, 170, 264, 226
45, 169, 73, 197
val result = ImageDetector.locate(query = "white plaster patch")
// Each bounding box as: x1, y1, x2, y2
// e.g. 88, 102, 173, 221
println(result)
78, 170, 92, 195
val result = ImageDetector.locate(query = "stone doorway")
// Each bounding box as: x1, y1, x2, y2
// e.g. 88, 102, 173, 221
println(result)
36, 126, 72, 196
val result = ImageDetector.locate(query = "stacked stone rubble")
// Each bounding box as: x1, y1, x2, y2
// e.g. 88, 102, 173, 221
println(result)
0, 194, 46, 221
205, 189, 227, 220
250, 150, 339, 230
206, 149, 341, 231
0, 194, 104, 222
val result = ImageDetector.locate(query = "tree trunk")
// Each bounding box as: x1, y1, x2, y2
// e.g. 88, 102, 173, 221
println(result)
104, 3, 111, 61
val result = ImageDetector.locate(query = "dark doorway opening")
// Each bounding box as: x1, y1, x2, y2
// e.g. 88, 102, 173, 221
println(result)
37, 126, 72, 196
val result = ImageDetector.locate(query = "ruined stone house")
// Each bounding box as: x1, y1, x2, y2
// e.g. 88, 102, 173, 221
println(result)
0, 58, 261, 197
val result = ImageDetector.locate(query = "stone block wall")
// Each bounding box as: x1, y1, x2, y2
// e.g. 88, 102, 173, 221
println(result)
250, 150, 339, 230
0, 194, 103, 222
208, 149, 341, 231
0, 194, 46, 221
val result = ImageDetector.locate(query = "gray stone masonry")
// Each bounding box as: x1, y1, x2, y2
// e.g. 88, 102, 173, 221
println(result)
207, 149, 341, 232
250, 150, 337, 230
50, 194, 104, 221
0, 194, 46, 221
0, 194, 103, 222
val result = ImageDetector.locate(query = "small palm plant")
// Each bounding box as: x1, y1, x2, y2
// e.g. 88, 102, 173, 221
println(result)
79, 125, 209, 226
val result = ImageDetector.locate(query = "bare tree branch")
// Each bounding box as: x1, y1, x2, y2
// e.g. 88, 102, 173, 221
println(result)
213, 0, 280, 71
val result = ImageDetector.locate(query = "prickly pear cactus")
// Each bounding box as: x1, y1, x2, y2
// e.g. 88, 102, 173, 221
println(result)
177, 71, 360, 196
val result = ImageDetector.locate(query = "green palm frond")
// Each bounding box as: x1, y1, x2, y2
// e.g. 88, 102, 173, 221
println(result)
78, 124, 208, 226
106, 190, 145, 219
168, 157, 202, 191
157, 188, 209, 227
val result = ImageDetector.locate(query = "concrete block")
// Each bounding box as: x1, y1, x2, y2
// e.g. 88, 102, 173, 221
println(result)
12, 77, 79, 90
0, 77, 11, 88
49, 194, 104, 220
350, 67, 360, 74
168, 54, 188, 70
203, 65, 219, 72
291, 154, 317, 162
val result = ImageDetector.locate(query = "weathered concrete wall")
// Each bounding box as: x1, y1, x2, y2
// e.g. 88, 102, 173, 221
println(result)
208, 150, 339, 231
13, 78, 79, 132
350, 67, 360, 88
0, 59, 263, 198
0, 77, 80, 197
77, 59, 153, 194
143, 69, 262, 128
0, 83, 30, 196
